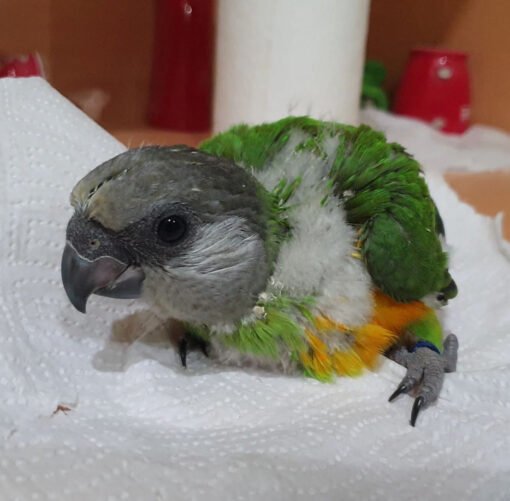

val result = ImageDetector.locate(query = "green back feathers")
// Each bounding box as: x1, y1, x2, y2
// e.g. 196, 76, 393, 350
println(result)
199, 116, 455, 303
200, 118, 294, 169
200, 116, 348, 170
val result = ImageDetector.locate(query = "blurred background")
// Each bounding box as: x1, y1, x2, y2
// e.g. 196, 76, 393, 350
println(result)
0, 0, 508, 133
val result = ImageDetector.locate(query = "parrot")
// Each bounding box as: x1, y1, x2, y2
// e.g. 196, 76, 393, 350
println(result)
61, 117, 459, 426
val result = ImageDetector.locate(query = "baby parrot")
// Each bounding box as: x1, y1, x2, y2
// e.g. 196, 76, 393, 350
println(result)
61, 117, 459, 426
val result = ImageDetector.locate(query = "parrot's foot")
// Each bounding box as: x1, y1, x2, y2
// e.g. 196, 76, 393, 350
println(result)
388, 333, 459, 427
178, 333, 209, 368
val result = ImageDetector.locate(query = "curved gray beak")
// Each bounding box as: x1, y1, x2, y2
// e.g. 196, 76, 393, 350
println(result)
61, 243, 145, 313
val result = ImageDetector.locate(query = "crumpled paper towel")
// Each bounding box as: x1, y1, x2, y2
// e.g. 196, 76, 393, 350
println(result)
0, 78, 509, 501
361, 106, 510, 172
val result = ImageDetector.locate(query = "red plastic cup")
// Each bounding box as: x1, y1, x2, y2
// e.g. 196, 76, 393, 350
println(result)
148, 0, 215, 132
393, 48, 471, 134
0, 53, 45, 78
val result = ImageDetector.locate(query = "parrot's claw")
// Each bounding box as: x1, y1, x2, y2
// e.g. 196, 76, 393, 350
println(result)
410, 396, 425, 427
388, 333, 459, 427
388, 382, 411, 402
179, 338, 188, 368
178, 333, 210, 368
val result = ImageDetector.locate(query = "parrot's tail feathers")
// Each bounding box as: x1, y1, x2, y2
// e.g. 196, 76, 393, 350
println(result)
439, 273, 458, 302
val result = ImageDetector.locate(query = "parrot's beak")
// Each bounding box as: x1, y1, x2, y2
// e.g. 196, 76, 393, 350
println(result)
61, 243, 145, 313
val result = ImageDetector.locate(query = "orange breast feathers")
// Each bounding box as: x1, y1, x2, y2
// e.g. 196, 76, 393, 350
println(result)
299, 291, 432, 380
372, 290, 431, 333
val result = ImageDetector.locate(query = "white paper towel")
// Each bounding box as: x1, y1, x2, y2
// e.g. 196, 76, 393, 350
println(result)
0, 78, 510, 501
361, 106, 510, 172
213, 0, 370, 131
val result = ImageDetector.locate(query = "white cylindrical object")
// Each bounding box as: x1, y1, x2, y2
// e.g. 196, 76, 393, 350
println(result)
213, 0, 371, 132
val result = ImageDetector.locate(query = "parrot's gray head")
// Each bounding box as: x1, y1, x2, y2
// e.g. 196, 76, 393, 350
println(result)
62, 146, 271, 325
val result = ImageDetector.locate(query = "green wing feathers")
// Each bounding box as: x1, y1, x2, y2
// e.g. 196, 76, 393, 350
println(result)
200, 117, 455, 303
330, 125, 449, 301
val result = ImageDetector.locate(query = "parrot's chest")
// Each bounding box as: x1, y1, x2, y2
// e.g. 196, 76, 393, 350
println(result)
194, 290, 431, 378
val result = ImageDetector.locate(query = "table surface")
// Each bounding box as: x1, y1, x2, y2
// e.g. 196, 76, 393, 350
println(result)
112, 128, 510, 241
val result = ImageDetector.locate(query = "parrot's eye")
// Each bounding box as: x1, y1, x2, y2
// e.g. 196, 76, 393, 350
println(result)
157, 215, 187, 243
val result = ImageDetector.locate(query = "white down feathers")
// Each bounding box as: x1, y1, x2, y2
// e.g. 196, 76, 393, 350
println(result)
254, 132, 374, 328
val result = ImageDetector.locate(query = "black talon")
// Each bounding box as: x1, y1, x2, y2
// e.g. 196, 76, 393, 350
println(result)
410, 396, 425, 427
389, 382, 410, 402
179, 338, 188, 368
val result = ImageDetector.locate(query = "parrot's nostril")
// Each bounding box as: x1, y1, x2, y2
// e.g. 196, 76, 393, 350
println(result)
89, 239, 100, 250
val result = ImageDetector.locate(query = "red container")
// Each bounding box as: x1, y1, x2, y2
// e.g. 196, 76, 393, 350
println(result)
0, 53, 44, 78
148, 0, 215, 131
393, 48, 470, 134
